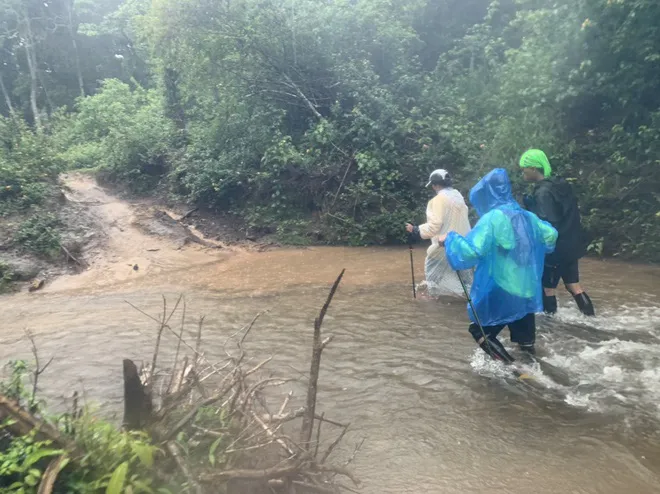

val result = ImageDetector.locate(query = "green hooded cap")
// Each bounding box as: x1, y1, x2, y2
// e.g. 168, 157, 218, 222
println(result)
519, 149, 552, 178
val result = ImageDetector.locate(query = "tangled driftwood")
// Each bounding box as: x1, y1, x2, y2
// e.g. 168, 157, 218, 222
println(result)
0, 269, 361, 494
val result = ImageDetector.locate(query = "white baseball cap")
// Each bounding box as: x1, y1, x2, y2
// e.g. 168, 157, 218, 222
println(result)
426, 169, 449, 187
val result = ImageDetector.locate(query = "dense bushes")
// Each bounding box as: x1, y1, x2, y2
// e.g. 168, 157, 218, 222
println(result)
1, 0, 659, 259
0, 119, 64, 216
0, 361, 162, 494
56, 80, 175, 193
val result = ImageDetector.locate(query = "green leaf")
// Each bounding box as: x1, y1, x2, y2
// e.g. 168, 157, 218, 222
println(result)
131, 479, 154, 494
106, 461, 129, 494
131, 443, 154, 468
23, 449, 64, 468
208, 436, 223, 466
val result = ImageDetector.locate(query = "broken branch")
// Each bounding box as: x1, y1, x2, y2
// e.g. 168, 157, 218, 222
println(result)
300, 270, 345, 445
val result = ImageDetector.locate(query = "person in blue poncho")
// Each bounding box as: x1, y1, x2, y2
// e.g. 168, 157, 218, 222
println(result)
437, 168, 558, 361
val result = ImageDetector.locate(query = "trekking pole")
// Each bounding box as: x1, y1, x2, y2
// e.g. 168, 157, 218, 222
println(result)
455, 270, 503, 361
408, 239, 417, 299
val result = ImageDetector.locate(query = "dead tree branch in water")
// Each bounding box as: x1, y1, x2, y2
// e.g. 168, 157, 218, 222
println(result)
4, 271, 359, 493
24, 329, 54, 411
167, 441, 203, 494
301, 269, 345, 446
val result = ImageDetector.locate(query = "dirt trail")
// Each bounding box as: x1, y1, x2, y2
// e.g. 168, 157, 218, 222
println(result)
45, 174, 229, 293
28, 174, 426, 297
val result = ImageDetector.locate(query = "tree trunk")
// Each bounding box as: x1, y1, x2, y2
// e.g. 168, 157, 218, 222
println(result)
22, 10, 42, 132
163, 67, 186, 130
67, 1, 85, 97
37, 69, 53, 116
72, 36, 85, 97
123, 359, 153, 430
0, 75, 16, 118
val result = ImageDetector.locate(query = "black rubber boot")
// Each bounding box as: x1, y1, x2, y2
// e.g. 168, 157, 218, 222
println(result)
519, 343, 536, 355
479, 337, 515, 363
574, 292, 595, 316
543, 295, 557, 314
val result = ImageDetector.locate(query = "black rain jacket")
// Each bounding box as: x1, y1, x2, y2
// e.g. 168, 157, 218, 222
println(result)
525, 177, 586, 265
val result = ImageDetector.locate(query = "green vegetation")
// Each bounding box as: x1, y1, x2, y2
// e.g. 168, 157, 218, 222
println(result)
0, 288, 350, 494
0, 117, 66, 276
14, 213, 62, 259
0, 119, 64, 216
0, 0, 659, 259
0, 361, 163, 494
0, 261, 14, 292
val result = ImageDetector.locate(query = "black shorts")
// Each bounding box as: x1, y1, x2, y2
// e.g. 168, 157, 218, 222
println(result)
469, 313, 536, 346
542, 260, 580, 288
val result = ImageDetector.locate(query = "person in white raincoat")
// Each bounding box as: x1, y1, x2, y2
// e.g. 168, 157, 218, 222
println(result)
406, 169, 473, 297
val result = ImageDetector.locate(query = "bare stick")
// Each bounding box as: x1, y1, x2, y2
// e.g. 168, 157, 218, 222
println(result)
125, 300, 210, 365
251, 411, 295, 456
328, 158, 354, 212
344, 438, 365, 469
315, 464, 360, 486
318, 270, 345, 329
180, 207, 198, 221
335, 482, 361, 494
240, 378, 292, 416
264, 409, 347, 430
314, 413, 324, 459
283, 73, 322, 119
291, 481, 337, 494
59, 243, 84, 267
189, 369, 208, 399
192, 425, 229, 438
167, 441, 203, 494
193, 315, 205, 371
327, 438, 365, 484
245, 356, 273, 377
24, 329, 54, 410
300, 270, 345, 445
320, 424, 350, 464
264, 408, 305, 423
224, 311, 267, 363
199, 459, 304, 482
278, 391, 293, 417
225, 439, 280, 455
168, 298, 187, 394
150, 296, 167, 382
170, 357, 189, 394
165, 382, 235, 441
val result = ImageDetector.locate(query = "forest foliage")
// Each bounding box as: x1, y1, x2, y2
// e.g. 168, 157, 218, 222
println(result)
1, 0, 659, 259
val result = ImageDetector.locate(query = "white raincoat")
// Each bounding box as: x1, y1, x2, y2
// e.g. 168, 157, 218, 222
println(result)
418, 187, 473, 297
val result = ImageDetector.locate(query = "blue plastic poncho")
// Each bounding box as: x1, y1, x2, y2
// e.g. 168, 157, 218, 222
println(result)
445, 168, 558, 327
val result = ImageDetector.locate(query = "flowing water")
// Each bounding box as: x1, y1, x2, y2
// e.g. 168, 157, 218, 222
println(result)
1, 177, 660, 493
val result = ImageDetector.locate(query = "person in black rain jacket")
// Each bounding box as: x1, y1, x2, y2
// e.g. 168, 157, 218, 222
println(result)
519, 149, 595, 316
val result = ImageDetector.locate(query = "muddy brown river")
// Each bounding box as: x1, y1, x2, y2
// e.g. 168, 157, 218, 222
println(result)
1, 178, 660, 493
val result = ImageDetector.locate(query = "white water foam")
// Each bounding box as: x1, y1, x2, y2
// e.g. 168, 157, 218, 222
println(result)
544, 304, 660, 417
468, 304, 660, 419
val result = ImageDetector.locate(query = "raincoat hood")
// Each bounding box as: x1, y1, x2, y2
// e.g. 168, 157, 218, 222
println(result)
469, 168, 515, 217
